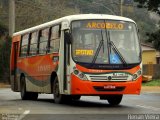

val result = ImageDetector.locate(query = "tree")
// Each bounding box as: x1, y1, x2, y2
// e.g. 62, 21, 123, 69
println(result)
134, 0, 160, 50
147, 29, 160, 51
14, 0, 77, 31
135, 0, 160, 15
0, 23, 11, 83
0, 23, 8, 37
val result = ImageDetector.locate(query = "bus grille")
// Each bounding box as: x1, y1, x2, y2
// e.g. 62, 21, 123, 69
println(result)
89, 75, 129, 82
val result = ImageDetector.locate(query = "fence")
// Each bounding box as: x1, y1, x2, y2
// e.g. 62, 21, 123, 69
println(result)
143, 64, 160, 79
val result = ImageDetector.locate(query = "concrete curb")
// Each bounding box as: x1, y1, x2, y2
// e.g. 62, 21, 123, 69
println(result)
0, 83, 10, 88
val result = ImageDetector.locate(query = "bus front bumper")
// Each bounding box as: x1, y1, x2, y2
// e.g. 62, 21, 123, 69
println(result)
71, 75, 142, 95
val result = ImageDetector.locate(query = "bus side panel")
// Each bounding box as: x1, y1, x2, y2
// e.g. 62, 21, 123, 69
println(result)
10, 35, 21, 92
17, 53, 59, 93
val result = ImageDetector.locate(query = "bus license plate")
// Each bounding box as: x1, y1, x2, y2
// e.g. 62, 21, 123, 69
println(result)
104, 85, 116, 89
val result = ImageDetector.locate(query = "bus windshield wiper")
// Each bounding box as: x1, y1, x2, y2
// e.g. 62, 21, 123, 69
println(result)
91, 30, 104, 66
91, 39, 103, 66
109, 41, 127, 64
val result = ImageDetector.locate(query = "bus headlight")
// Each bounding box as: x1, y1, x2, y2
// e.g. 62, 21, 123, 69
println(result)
79, 73, 85, 78
137, 70, 142, 76
79, 73, 88, 80
132, 69, 142, 81
74, 70, 79, 75
73, 69, 88, 81
132, 74, 138, 80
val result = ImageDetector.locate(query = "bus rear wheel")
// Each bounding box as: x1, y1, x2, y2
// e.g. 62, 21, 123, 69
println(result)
107, 95, 123, 106
20, 76, 38, 100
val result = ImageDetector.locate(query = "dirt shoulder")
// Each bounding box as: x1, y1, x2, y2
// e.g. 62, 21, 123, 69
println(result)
0, 83, 10, 88
141, 86, 160, 93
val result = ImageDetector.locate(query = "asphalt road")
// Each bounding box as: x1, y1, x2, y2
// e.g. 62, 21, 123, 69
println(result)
0, 88, 160, 120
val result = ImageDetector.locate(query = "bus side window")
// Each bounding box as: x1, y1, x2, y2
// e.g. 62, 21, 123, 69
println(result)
29, 31, 38, 56
20, 34, 29, 57
49, 25, 60, 53
38, 28, 49, 54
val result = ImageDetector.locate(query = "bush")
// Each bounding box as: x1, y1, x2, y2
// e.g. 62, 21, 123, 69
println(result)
0, 24, 11, 83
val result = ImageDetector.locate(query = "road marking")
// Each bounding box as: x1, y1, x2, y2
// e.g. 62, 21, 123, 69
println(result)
136, 105, 160, 111
18, 110, 30, 120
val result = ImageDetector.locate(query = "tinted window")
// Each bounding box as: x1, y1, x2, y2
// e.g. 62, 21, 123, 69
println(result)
20, 34, 29, 57
49, 25, 60, 53
29, 31, 38, 56
39, 28, 49, 54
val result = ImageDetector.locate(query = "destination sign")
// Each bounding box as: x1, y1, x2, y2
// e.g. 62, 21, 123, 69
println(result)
86, 22, 124, 30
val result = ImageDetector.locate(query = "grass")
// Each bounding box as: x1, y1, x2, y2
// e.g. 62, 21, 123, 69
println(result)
142, 80, 160, 86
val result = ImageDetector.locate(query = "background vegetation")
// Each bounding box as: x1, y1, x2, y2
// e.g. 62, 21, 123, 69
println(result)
0, 23, 11, 83
142, 80, 160, 86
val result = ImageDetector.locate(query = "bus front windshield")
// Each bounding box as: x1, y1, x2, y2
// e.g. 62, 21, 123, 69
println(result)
71, 20, 141, 68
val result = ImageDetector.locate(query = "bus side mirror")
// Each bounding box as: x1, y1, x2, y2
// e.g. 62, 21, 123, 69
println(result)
64, 31, 72, 44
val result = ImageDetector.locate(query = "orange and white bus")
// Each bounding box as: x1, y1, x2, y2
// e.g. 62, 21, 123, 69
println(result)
10, 14, 142, 105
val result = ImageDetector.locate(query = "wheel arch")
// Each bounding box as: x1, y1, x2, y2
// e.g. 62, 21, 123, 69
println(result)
19, 73, 25, 89
50, 71, 58, 93
20, 73, 25, 83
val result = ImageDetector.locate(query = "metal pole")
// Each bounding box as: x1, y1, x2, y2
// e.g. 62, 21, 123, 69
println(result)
9, 0, 15, 36
120, 0, 123, 16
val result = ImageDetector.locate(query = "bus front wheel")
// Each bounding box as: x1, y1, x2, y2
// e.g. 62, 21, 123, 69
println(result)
72, 95, 81, 100
107, 95, 123, 106
53, 77, 70, 104
20, 76, 38, 100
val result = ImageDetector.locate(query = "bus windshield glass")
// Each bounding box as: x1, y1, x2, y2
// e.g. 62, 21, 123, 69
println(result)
71, 20, 141, 66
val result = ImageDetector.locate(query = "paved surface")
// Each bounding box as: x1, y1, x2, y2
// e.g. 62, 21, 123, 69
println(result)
0, 88, 160, 120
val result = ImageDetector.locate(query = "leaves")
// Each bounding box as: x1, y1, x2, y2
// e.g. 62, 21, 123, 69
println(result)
147, 29, 160, 51
0, 23, 8, 36
135, 0, 160, 50
15, 0, 77, 31
0, 24, 10, 83
135, 0, 160, 15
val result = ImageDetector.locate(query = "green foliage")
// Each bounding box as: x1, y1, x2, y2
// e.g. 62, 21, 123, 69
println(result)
142, 80, 160, 86
15, 0, 77, 31
134, 0, 160, 50
0, 24, 11, 83
147, 29, 160, 51
0, 23, 8, 36
134, 0, 160, 15
0, 37, 11, 83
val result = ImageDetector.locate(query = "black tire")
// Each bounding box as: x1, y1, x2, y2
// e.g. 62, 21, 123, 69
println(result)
107, 95, 123, 106
53, 77, 69, 104
20, 76, 38, 100
72, 95, 81, 100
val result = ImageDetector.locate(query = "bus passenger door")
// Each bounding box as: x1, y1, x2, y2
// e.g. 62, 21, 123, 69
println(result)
59, 22, 71, 95
11, 42, 19, 91
63, 30, 71, 93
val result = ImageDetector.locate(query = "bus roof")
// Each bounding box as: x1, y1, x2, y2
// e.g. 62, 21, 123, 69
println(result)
13, 14, 135, 36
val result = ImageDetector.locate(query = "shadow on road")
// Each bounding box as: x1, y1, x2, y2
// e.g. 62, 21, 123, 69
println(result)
34, 98, 127, 108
